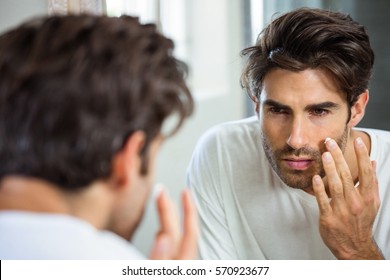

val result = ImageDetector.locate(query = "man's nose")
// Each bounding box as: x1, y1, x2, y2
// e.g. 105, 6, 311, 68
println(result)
286, 116, 310, 150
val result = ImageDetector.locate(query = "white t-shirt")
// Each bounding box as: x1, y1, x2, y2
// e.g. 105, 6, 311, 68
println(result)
0, 211, 145, 259
187, 116, 390, 259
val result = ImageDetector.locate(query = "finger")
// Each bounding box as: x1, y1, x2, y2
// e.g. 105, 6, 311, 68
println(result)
354, 137, 374, 195
155, 188, 181, 255
371, 160, 378, 192
371, 160, 380, 208
177, 189, 199, 259
371, 160, 376, 170
312, 175, 332, 216
149, 233, 172, 260
324, 138, 356, 198
322, 151, 344, 204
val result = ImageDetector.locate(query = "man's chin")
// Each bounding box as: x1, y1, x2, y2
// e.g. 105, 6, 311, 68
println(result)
285, 182, 312, 190
278, 171, 315, 190
276, 163, 323, 188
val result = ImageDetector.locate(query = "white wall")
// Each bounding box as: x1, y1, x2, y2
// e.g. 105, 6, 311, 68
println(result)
0, 0, 47, 33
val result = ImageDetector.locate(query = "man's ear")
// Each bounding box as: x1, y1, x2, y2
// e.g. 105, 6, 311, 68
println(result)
111, 131, 146, 189
348, 90, 369, 128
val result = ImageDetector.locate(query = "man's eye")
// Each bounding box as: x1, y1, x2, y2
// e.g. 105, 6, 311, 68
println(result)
269, 107, 287, 114
311, 108, 329, 116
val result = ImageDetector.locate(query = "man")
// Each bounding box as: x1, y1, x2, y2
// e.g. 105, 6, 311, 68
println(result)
0, 15, 197, 259
187, 8, 390, 259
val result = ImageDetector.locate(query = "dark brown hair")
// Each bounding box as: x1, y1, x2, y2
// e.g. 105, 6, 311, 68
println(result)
0, 15, 193, 190
241, 7, 375, 106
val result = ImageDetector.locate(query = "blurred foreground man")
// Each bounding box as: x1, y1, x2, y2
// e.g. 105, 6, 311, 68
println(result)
187, 8, 390, 259
0, 15, 197, 259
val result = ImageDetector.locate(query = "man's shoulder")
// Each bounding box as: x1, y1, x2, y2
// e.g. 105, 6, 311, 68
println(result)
357, 127, 390, 143
0, 211, 144, 259
190, 116, 260, 164
198, 116, 259, 144
356, 127, 390, 165
359, 127, 390, 135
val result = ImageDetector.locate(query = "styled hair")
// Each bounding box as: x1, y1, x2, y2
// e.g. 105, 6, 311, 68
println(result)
241, 7, 375, 106
0, 15, 193, 190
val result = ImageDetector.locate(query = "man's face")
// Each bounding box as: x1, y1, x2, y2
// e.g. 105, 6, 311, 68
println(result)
109, 135, 163, 240
259, 68, 350, 193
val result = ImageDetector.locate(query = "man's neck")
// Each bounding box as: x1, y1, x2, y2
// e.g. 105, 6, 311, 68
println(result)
0, 176, 71, 213
0, 176, 113, 230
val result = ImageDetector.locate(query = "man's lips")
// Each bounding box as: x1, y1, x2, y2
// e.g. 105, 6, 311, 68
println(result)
282, 158, 314, 170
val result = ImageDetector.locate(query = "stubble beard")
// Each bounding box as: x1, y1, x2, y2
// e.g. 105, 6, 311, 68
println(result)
261, 127, 349, 190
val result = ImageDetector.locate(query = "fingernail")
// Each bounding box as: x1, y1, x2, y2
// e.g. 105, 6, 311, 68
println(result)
324, 137, 331, 144
323, 152, 332, 163
153, 183, 165, 201
156, 236, 170, 254
313, 175, 322, 185
356, 137, 364, 147
325, 138, 337, 150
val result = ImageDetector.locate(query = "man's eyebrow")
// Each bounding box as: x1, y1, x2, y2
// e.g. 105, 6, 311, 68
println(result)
262, 99, 291, 110
263, 99, 340, 111
305, 102, 340, 111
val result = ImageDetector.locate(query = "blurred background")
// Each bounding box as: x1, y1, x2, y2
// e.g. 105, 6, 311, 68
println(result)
1, 0, 389, 256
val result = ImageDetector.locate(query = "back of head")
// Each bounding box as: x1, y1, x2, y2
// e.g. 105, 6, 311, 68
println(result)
0, 15, 193, 190
241, 7, 375, 106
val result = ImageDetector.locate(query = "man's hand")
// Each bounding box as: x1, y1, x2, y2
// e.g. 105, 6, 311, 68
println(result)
149, 188, 198, 260
312, 137, 383, 259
